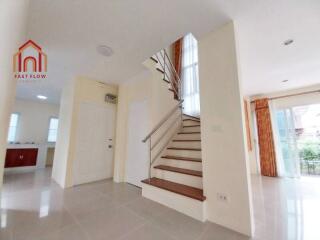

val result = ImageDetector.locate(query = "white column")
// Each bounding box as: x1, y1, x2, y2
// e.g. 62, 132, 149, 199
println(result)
198, 22, 254, 236
0, 0, 30, 188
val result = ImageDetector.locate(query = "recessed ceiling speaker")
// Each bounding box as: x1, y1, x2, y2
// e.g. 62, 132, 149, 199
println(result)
97, 45, 114, 57
283, 39, 294, 46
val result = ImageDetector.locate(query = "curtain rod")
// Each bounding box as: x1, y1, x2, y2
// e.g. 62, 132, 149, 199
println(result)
251, 89, 320, 103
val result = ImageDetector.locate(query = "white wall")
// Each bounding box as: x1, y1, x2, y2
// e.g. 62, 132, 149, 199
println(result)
52, 79, 75, 187
113, 59, 178, 183
198, 22, 254, 236
52, 77, 118, 188
0, 0, 29, 188
113, 70, 152, 183
251, 83, 320, 108
12, 99, 59, 144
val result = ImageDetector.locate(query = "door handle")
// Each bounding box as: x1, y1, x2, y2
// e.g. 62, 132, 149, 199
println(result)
108, 145, 112, 148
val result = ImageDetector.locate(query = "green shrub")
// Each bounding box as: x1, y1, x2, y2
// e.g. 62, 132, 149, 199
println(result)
299, 141, 320, 161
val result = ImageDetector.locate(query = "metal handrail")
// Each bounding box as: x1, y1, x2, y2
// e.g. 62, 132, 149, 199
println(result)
150, 114, 182, 164
143, 48, 184, 181
142, 100, 183, 143
150, 113, 181, 151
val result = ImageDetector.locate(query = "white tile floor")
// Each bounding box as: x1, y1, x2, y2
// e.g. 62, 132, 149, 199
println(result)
1, 169, 320, 240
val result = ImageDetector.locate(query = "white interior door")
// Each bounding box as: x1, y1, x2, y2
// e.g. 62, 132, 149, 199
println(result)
73, 102, 115, 185
126, 100, 149, 187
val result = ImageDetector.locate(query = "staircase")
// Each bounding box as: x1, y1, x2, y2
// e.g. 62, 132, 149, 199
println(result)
141, 50, 206, 221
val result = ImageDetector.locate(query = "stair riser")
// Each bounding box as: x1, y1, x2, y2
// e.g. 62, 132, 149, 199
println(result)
175, 133, 201, 140
182, 126, 201, 132
170, 141, 201, 149
165, 149, 201, 158
142, 183, 206, 222
158, 159, 202, 171
183, 120, 200, 126
153, 169, 202, 189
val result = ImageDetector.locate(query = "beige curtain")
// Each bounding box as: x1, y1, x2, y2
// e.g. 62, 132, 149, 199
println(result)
255, 98, 278, 177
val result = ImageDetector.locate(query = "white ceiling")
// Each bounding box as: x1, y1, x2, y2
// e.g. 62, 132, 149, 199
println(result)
16, 0, 320, 103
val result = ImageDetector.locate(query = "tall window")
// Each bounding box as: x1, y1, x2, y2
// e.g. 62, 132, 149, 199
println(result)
182, 33, 200, 117
7, 113, 19, 142
48, 117, 59, 142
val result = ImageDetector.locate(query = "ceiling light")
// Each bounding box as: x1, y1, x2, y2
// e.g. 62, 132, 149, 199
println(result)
282, 80, 289, 83
37, 95, 47, 100
283, 39, 294, 46
97, 45, 114, 57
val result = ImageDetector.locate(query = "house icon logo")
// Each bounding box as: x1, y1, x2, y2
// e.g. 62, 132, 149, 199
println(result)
13, 40, 47, 81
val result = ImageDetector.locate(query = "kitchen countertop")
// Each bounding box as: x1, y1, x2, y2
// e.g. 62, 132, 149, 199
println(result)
7, 143, 55, 149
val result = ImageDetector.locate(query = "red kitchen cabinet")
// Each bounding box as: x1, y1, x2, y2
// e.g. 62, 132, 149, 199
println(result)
5, 148, 38, 168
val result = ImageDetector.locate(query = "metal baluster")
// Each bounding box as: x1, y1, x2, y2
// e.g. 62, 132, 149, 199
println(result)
164, 50, 166, 84
148, 137, 152, 182
180, 104, 183, 128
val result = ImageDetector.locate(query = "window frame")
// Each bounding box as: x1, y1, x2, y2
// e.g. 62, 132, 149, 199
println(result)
7, 113, 20, 143
47, 117, 59, 143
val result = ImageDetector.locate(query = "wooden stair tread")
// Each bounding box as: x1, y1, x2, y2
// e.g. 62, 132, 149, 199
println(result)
141, 177, 206, 201
162, 155, 202, 162
183, 119, 200, 122
156, 68, 164, 74
183, 114, 200, 120
150, 57, 158, 63
154, 165, 202, 177
183, 125, 200, 128
163, 78, 170, 83
178, 132, 200, 134
172, 139, 201, 142
167, 147, 201, 151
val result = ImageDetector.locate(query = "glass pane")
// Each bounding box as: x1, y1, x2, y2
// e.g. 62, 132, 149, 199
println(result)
48, 129, 57, 142
49, 118, 59, 130
9, 113, 18, 127
182, 33, 200, 116
292, 104, 320, 175
182, 33, 198, 66
7, 126, 16, 142
276, 109, 300, 177
48, 118, 59, 142
7, 114, 19, 142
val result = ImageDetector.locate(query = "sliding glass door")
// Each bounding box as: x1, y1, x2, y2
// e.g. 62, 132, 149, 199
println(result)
273, 103, 320, 177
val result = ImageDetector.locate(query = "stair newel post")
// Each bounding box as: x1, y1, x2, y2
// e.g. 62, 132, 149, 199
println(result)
148, 137, 152, 182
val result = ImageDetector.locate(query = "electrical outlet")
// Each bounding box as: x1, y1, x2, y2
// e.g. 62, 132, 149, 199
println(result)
217, 193, 228, 202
